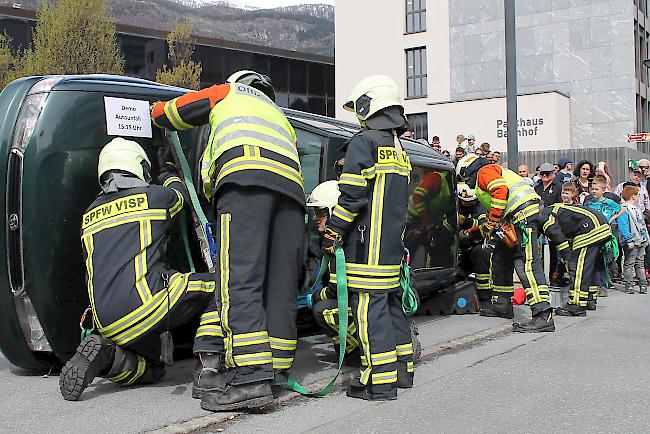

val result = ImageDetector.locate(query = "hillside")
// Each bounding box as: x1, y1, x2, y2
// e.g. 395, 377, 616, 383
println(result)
2, 0, 335, 56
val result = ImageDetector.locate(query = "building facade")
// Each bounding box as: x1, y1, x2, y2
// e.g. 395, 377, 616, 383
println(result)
0, 6, 335, 117
336, 0, 649, 157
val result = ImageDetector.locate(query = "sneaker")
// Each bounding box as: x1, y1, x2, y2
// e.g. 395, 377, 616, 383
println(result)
59, 334, 115, 401
513, 309, 555, 333
626, 287, 635, 294
641, 286, 648, 294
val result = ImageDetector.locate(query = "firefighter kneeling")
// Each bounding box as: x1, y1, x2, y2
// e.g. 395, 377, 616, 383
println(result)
456, 154, 554, 332
60, 138, 223, 401
457, 183, 493, 309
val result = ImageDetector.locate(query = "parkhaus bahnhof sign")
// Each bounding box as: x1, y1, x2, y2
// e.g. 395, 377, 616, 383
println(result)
496, 117, 545, 138
428, 92, 570, 151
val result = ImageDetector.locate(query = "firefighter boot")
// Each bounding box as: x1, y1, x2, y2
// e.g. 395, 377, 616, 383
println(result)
513, 309, 555, 333
554, 303, 586, 317
479, 295, 514, 319
59, 334, 115, 401
192, 352, 226, 399
346, 378, 397, 401
397, 362, 414, 389
586, 300, 597, 310
201, 381, 274, 412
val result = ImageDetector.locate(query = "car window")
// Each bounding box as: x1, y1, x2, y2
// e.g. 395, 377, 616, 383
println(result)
295, 127, 324, 195
405, 168, 458, 271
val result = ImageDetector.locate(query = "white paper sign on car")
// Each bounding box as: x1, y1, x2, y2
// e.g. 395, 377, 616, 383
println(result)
104, 96, 153, 138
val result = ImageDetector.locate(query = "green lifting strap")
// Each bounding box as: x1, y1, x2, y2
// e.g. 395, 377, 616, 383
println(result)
165, 130, 215, 270
401, 262, 418, 316
179, 210, 196, 273
287, 246, 347, 397
165, 131, 210, 227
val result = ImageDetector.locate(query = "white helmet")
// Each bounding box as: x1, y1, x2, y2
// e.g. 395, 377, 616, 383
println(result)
98, 137, 151, 184
226, 69, 275, 101
457, 182, 477, 203
456, 153, 488, 187
343, 75, 402, 122
306, 180, 340, 216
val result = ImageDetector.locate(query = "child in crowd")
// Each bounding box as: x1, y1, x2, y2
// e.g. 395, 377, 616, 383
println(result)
619, 185, 649, 294
561, 182, 580, 204
584, 176, 624, 296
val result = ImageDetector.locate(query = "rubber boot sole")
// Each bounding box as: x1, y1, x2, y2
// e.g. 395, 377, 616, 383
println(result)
346, 386, 397, 401
479, 309, 514, 319
200, 393, 274, 411
512, 322, 556, 333
59, 335, 113, 401
554, 307, 586, 317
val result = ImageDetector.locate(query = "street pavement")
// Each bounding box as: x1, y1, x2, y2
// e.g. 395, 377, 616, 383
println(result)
0, 304, 521, 433
213, 288, 650, 433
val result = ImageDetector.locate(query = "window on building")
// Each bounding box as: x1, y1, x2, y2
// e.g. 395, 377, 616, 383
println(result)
406, 0, 426, 34
406, 47, 428, 98
407, 113, 428, 141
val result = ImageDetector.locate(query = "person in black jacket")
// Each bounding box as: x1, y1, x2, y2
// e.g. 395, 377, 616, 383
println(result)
323, 75, 413, 401
539, 203, 612, 316
535, 162, 564, 285
59, 138, 222, 402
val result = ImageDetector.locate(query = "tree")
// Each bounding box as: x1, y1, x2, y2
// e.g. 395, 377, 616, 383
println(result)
23, 0, 124, 76
156, 21, 202, 90
0, 33, 24, 89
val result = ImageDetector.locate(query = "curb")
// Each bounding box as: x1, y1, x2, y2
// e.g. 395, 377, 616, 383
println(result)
145, 323, 513, 434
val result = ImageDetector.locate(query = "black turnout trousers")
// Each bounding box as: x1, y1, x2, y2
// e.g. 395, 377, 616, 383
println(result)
213, 185, 304, 385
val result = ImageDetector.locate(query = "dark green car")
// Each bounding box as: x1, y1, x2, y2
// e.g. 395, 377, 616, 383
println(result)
0, 75, 459, 371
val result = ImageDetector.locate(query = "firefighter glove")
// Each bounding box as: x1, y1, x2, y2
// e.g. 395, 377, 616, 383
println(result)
479, 221, 497, 239
322, 227, 342, 255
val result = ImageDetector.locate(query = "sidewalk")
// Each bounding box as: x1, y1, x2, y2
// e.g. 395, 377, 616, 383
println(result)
0, 309, 528, 434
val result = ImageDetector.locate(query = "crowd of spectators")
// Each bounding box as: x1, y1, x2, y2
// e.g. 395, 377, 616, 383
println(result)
425, 133, 650, 295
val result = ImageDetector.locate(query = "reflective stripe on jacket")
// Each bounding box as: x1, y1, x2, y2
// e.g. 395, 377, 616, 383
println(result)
328, 129, 411, 290
475, 165, 540, 222
539, 203, 611, 251
151, 83, 304, 207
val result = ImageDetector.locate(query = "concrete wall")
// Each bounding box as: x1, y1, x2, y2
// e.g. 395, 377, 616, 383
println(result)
448, 0, 637, 149
429, 91, 570, 152
335, 0, 451, 122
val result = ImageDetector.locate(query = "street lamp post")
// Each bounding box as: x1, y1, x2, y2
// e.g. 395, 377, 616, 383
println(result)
505, 0, 518, 168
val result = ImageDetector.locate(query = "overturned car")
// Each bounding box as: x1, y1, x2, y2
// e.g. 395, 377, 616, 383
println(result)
0, 75, 460, 371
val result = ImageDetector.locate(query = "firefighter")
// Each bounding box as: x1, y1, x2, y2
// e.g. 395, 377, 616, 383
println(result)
305, 180, 361, 361
539, 203, 612, 316
307, 180, 422, 372
456, 182, 494, 312
151, 70, 305, 411
456, 154, 555, 332
405, 170, 452, 265
323, 75, 414, 401
59, 138, 222, 401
